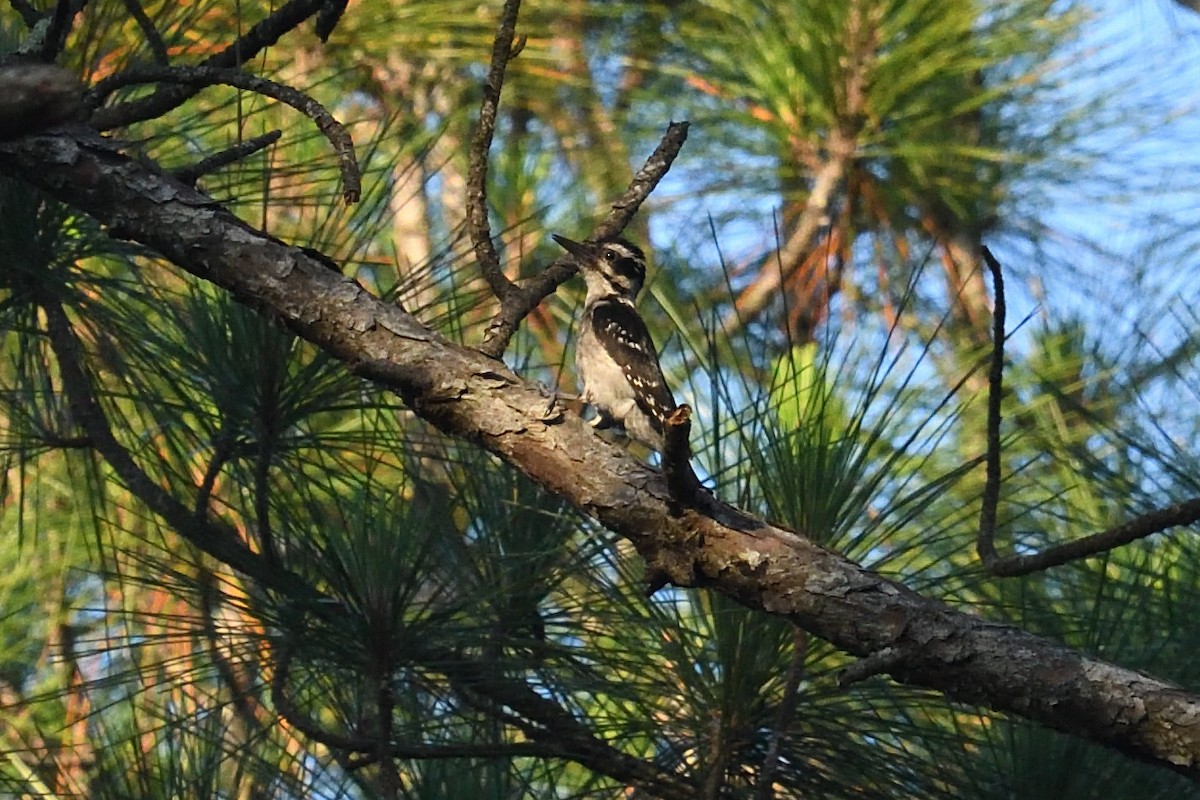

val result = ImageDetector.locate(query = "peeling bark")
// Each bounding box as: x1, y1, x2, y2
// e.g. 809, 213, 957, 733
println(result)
2, 129, 1200, 780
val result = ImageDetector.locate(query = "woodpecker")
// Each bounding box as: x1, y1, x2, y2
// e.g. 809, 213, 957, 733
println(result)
552, 234, 675, 452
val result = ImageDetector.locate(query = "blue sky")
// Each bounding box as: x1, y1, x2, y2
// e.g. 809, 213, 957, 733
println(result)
640, 0, 1200, 356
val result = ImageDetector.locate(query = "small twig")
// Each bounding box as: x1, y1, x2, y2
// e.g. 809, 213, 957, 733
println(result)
976, 245, 1005, 567
119, 0, 169, 65
466, 0, 522, 301
837, 645, 905, 688
173, 130, 282, 185
89, 0, 329, 130
988, 497, 1200, 577
87, 65, 359, 202
478, 120, 689, 358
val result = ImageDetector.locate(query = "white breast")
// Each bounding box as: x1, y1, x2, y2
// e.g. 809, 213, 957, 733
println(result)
577, 311, 637, 419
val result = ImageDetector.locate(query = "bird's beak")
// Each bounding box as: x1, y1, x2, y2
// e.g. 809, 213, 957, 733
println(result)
552, 234, 593, 261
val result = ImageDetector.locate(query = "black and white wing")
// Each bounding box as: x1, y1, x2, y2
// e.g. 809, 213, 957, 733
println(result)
591, 300, 675, 431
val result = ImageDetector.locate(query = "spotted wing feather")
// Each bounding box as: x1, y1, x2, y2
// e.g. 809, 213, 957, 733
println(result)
590, 301, 675, 431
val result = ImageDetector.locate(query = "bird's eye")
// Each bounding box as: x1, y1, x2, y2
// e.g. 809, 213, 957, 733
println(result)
603, 249, 616, 262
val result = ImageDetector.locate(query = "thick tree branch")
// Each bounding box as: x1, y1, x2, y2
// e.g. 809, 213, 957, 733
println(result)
4, 130, 1200, 780
35, 257, 693, 792
977, 247, 1200, 577
479, 120, 689, 358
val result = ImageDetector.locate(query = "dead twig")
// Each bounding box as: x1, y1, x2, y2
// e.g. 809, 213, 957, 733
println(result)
88, 65, 359, 203
479, 120, 689, 358
976, 245, 1006, 567
662, 403, 702, 504
90, 0, 329, 130
976, 246, 1200, 576
466, 0, 522, 301
173, 130, 282, 186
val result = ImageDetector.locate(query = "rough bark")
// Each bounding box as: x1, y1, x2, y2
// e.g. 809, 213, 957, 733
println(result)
2, 128, 1200, 780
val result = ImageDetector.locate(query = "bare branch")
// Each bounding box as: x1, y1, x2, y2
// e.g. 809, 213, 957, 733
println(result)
173, 129, 282, 186
975, 247, 1200, 577
662, 403, 702, 504
976, 245, 1005, 567
467, 0, 522, 302
479, 120, 689, 358
89, 0, 329, 130
989, 497, 1200, 577
119, 0, 169, 65
88, 65, 359, 203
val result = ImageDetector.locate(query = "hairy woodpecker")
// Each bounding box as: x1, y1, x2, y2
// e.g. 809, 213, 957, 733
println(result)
553, 234, 675, 451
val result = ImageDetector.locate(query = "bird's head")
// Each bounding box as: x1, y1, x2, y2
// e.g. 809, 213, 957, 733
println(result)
553, 234, 647, 301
